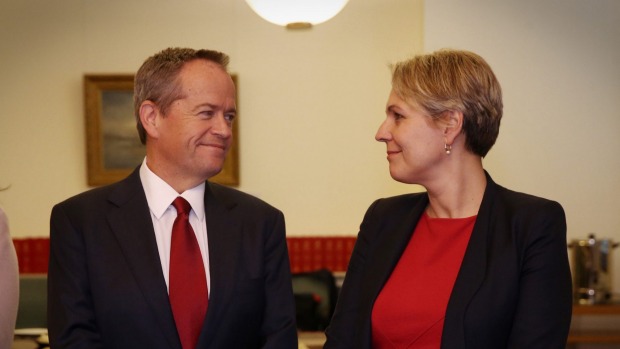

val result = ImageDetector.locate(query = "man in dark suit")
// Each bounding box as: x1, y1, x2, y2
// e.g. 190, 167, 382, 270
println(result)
48, 47, 297, 349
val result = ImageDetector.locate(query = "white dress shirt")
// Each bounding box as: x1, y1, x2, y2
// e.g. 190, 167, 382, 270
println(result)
139, 158, 211, 296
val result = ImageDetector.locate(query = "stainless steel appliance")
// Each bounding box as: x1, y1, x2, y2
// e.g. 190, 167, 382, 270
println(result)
568, 234, 617, 304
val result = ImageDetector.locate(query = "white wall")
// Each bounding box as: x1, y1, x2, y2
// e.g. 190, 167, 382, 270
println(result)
0, 0, 422, 237
231, 0, 424, 235
425, 0, 620, 294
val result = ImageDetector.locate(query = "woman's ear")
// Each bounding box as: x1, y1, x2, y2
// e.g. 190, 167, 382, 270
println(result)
440, 110, 464, 145
139, 101, 161, 140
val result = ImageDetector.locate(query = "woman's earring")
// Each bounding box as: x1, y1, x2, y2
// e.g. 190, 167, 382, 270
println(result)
443, 128, 452, 155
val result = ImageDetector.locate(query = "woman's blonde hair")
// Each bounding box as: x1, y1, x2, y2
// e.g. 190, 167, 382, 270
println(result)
392, 49, 503, 157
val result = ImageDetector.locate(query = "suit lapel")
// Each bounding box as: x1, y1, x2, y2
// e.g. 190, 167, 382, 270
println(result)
442, 174, 495, 349
357, 195, 428, 346
106, 169, 181, 349
363, 197, 428, 297
199, 182, 242, 347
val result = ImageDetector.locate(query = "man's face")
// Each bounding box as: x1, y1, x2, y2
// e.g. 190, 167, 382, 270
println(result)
148, 59, 236, 189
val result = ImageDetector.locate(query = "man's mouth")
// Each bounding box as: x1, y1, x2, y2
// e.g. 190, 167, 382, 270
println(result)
201, 143, 227, 150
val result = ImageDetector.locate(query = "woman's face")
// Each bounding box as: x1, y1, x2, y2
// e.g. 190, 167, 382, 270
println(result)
375, 89, 446, 184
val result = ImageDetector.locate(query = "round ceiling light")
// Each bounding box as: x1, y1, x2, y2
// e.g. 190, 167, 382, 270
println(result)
245, 0, 349, 29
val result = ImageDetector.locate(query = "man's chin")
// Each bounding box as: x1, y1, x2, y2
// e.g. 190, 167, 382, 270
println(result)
203, 164, 225, 180
195, 156, 227, 180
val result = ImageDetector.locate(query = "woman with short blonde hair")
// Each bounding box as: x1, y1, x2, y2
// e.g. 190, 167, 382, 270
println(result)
325, 49, 572, 349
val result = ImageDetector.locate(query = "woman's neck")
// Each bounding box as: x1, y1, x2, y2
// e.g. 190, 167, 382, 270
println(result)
424, 159, 487, 219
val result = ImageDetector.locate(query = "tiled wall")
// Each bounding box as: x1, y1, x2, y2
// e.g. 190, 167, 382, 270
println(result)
14, 236, 357, 274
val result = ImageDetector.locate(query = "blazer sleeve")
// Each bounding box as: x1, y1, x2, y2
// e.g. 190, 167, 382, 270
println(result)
259, 210, 298, 349
324, 200, 381, 349
48, 203, 104, 349
506, 200, 572, 348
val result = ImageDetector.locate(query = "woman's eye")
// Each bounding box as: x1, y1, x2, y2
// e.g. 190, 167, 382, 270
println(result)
394, 113, 404, 120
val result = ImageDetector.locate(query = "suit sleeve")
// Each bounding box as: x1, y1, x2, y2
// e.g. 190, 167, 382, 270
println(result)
507, 201, 572, 348
259, 210, 298, 348
324, 199, 381, 349
48, 203, 104, 349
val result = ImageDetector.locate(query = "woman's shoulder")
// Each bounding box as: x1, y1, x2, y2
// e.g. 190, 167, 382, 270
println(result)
359, 192, 428, 225
369, 192, 427, 212
483, 171, 559, 209
493, 183, 564, 213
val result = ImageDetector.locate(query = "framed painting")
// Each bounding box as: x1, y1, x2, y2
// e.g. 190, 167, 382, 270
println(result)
84, 74, 239, 186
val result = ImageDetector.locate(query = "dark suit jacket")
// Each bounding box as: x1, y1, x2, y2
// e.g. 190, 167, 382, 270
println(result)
48, 168, 297, 349
324, 173, 572, 349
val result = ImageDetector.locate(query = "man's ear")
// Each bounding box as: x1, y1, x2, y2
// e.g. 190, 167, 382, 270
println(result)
139, 101, 161, 140
440, 110, 463, 145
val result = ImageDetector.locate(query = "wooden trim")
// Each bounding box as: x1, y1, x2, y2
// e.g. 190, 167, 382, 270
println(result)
573, 304, 620, 315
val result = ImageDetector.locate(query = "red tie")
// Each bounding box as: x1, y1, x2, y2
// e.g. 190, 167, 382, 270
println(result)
169, 197, 208, 349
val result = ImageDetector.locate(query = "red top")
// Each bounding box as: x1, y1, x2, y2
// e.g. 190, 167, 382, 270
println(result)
371, 213, 476, 348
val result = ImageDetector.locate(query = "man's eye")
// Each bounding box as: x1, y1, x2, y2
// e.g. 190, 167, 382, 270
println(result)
200, 110, 217, 119
224, 113, 236, 123
394, 113, 404, 120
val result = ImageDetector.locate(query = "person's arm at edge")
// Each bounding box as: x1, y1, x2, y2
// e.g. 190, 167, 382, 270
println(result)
260, 210, 298, 348
507, 200, 572, 348
0, 208, 19, 349
48, 203, 103, 349
324, 199, 381, 349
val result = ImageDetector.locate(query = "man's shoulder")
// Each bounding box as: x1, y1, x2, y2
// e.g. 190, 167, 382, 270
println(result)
56, 184, 111, 207
55, 174, 139, 210
207, 182, 280, 213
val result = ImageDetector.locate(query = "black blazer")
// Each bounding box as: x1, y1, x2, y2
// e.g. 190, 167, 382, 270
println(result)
324, 173, 572, 349
48, 168, 297, 349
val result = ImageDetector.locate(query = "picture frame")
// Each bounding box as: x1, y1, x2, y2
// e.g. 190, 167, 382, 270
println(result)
84, 74, 239, 187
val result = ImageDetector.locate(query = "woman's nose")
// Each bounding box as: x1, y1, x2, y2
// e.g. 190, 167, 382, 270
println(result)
375, 119, 391, 142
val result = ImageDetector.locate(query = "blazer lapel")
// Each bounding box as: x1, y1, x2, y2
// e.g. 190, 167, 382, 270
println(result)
106, 169, 181, 349
199, 182, 242, 347
357, 195, 429, 347
442, 174, 495, 349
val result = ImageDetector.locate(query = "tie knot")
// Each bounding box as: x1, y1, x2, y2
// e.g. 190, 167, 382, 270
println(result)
172, 197, 192, 216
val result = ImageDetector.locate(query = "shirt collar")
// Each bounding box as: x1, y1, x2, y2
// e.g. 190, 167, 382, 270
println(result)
139, 158, 206, 220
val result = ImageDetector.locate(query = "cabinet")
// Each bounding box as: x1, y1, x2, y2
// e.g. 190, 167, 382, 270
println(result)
568, 304, 620, 346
